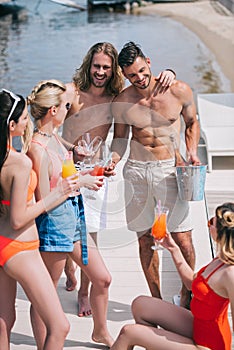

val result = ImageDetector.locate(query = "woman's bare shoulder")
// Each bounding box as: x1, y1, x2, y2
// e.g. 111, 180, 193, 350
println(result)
9, 151, 32, 173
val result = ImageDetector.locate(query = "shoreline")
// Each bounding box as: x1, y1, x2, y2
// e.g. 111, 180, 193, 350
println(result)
133, 0, 234, 91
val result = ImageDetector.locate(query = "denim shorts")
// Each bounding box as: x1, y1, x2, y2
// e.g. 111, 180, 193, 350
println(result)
36, 195, 87, 255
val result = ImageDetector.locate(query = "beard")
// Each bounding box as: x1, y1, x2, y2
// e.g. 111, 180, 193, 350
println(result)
90, 75, 110, 88
133, 75, 151, 90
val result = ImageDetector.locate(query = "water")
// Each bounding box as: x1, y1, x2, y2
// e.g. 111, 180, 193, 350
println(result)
0, 0, 231, 97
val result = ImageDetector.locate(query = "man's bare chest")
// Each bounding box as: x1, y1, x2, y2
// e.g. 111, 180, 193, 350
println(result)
123, 92, 182, 129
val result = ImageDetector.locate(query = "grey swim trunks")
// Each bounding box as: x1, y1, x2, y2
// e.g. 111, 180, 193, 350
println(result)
123, 158, 192, 233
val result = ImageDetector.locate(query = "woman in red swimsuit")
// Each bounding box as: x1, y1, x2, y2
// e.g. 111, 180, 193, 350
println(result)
0, 89, 80, 349
111, 202, 234, 350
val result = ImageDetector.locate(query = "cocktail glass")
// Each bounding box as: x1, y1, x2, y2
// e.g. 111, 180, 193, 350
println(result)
151, 206, 169, 250
78, 133, 103, 166
89, 136, 103, 156
89, 159, 105, 187
80, 159, 104, 200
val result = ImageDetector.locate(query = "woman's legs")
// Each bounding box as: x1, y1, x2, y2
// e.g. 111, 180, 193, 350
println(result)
0, 267, 16, 350
111, 296, 199, 350
111, 323, 199, 350
70, 234, 113, 347
132, 295, 193, 336
31, 251, 68, 349
30, 251, 68, 349
5, 250, 69, 350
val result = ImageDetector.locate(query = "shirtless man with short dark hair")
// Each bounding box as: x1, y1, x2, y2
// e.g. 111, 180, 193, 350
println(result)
110, 41, 201, 308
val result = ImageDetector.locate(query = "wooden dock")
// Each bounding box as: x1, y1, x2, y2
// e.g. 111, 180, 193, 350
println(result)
9, 153, 234, 349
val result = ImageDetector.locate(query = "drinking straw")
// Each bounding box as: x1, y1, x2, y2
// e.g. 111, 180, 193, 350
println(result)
157, 199, 161, 217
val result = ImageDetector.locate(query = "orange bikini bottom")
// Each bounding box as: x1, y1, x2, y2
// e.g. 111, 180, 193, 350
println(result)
0, 236, 39, 266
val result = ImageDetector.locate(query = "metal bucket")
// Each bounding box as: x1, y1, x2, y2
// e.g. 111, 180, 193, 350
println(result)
175, 165, 207, 201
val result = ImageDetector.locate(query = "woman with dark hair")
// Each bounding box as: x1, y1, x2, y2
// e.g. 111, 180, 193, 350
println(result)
0, 88, 80, 349
111, 202, 234, 350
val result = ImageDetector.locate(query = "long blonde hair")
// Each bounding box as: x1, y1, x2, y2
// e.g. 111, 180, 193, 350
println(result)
27, 79, 66, 128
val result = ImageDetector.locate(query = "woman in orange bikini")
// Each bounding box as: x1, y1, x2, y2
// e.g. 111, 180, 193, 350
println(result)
0, 89, 80, 349
111, 202, 234, 350
0, 89, 79, 350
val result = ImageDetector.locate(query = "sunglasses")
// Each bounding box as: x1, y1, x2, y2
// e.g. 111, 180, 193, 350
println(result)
208, 217, 215, 228
2, 89, 21, 125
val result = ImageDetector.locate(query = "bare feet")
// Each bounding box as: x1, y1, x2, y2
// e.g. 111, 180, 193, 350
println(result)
92, 332, 114, 348
78, 292, 92, 317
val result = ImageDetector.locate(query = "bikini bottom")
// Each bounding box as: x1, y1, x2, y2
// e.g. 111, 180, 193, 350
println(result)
0, 235, 39, 267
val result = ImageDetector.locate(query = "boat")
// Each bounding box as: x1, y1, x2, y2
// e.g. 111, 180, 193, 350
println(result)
0, 0, 23, 16
87, 0, 136, 10
48, 0, 86, 10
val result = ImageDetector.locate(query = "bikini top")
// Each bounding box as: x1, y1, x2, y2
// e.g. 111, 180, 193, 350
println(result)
31, 133, 67, 190
191, 259, 229, 321
1, 148, 37, 205
27, 169, 37, 201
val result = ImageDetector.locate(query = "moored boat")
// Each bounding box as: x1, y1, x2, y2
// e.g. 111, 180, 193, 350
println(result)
0, 0, 23, 17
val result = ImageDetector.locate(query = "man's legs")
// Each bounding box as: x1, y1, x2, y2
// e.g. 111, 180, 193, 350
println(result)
171, 230, 195, 308
137, 229, 161, 299
64, 255, 77, 291
137, 229, 195, 306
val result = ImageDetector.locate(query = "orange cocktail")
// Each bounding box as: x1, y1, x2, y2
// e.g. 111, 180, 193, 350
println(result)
62, 159, 78, 178
151, 207, 169, 250
62, 152, 79, 196
152, 213, 167, 240
90, 161, 105, 187
90, 165, 104, 176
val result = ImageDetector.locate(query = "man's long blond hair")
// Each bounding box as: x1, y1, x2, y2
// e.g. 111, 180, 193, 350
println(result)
73, 42, 124, 96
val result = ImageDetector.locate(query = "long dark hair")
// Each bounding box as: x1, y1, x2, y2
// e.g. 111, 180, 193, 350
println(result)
0, 90, 25, 211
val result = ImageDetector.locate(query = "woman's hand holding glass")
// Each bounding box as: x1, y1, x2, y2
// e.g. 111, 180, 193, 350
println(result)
59, 173, 81, 197
79, 172, 104, 191
159, 231, 177, 251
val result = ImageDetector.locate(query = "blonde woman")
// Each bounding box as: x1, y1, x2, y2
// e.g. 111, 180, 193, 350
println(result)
111, 202, 234, 350
0, 89, 80, 349
27, 80, 114, 348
